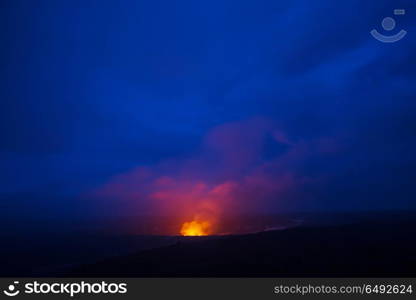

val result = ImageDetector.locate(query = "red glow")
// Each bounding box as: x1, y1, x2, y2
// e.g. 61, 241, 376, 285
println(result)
180, 219, 212, 236
86, 118, 340, 235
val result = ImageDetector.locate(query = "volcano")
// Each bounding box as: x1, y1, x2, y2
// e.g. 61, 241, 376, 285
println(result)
180, 220, 212, 236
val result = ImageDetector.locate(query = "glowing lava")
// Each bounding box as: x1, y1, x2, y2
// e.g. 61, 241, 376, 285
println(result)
180, 220, 212, 236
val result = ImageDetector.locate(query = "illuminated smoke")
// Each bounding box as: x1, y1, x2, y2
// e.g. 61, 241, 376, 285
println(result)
87, 117, 339, 234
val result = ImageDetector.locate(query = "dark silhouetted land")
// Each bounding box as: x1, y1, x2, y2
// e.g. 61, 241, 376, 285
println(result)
67, 212, 416, 277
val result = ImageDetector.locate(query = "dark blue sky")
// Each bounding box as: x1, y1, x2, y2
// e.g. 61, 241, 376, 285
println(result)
1, 0, 415, 220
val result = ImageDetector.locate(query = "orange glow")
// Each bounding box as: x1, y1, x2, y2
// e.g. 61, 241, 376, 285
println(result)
180, 219, 212, 236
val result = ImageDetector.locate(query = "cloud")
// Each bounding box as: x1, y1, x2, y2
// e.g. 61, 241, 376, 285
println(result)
87, 117, 339, 228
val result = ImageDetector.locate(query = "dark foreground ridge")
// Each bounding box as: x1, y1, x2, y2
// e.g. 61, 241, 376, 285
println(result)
68, 215, 416, 277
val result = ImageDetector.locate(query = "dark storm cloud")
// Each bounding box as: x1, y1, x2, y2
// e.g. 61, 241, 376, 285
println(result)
0, 0, 415, 217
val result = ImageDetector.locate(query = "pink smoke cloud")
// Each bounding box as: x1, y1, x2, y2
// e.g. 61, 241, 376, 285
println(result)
86, 117, 340, 233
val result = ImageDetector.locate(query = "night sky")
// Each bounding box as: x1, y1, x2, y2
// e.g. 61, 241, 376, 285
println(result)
1, 0, 415, 223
